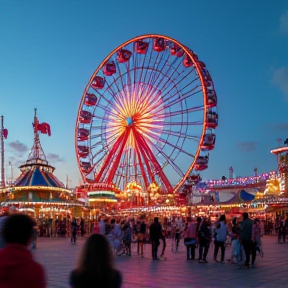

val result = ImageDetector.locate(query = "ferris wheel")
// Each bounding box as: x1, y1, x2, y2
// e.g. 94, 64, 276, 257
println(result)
75, 34, 218, 194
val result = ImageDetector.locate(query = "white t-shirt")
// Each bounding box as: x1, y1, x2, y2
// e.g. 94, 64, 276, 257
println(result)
216, 222, 227, 242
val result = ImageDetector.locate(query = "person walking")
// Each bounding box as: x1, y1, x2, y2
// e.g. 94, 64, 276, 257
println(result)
251, 218, 262, 267
184, 220, 198, 260
240, 212, 253, 268
213, 215, 227, 263
71, 218, 77, 244
198, 217, 212, 263
69, 234, 122, 288
138, 219, 147, 258
0, 214, 46, 288
149, 217, 162, 260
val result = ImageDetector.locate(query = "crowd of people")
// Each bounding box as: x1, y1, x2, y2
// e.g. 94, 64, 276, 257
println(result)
0, 211, 286, 287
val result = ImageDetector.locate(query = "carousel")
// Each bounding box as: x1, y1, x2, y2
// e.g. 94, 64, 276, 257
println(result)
0, 109, 86, 236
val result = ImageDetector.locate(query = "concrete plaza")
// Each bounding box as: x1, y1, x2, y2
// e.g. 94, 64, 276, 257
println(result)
33, 235, 288, 288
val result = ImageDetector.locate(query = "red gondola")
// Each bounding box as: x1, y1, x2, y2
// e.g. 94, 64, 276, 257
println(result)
202, 70, 212, 81
78, 128, 89, 141
134, 40, 149, 54
183, 53, 193, 67
117, 49, 132, 63
198, 61, 206, 68
84, 93, 97, 106
170, 44, 184, 57
103, 62, 116, 76
201, 133, 216, 151
91, 76, 105, 89
79, 110, 93, 124
206, 90, 217, 108
153, 37, 165, 52
78, 145, 89, 158
81, 161, 91, 172
188, 174, 202, 184
206, 110, 218, 129
194, 155, 209, 171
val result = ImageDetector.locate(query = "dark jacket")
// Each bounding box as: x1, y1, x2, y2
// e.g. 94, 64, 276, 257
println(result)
149, 221, 162, 241
0, 244, 46, 288
240, 218, 253, 241
198, 221, 211, 243
70, 268, 122, 288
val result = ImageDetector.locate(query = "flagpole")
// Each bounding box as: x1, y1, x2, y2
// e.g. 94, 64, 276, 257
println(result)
0, 115, 5, 188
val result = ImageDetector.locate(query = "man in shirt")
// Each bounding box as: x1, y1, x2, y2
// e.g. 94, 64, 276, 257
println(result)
149, 217, 162, 260
0, 213, 46, 288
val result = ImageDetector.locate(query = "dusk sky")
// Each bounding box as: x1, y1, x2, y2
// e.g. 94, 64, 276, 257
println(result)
1, 0, 288, 188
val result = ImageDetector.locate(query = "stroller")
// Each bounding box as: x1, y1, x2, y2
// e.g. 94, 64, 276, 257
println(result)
231, 239, 246, 268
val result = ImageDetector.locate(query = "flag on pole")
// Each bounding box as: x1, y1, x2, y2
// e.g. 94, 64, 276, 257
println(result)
2, 128, 8, 139
32, 117, 51, 136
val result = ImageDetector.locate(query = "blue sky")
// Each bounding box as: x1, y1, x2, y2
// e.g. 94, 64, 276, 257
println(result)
1, 0, 288, 188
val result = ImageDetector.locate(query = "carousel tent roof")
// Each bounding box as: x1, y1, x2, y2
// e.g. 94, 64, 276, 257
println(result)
221, 190, 255, 205
15, 166, 65, 188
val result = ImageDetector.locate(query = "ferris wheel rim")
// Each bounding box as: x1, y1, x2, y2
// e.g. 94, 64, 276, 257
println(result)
75, 34, 216, 193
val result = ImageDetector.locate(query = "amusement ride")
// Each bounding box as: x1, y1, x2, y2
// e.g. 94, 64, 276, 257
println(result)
75, 34, 218, 207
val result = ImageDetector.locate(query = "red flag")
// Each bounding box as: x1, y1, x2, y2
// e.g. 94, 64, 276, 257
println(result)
37, 122, 51, 136
33, 117, 51, 137
2, 128, 8, 139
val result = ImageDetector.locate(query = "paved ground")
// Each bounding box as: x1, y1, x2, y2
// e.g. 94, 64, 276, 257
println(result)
33, 235, 288, 288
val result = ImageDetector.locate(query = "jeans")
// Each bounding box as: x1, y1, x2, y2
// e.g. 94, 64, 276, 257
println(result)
152, 239, 160, 260
214, 240, 225, 261
199, 240, 210, 260
186, 243, 196, 259
242, 239, 252, 266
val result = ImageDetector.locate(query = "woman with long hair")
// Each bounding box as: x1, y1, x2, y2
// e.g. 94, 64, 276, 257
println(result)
69, 234, 122, 288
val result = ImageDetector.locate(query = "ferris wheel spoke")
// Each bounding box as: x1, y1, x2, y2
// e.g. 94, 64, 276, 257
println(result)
146, 137, 185, 178
138, 39, 154, 87
148, 127, 200, 141
134, 137, 156, 184
162, 106, 204, 118
155, 58, 184, 94
160, 73, 199, 106
133, 126, 173, 192
163, 121, 202, 126
142, 130, 195, 158
95, 128, 130, 183
159, 69, 197, 102
163, 88, 202, 109
146, 52, 177, 93
134, 143, 149, 189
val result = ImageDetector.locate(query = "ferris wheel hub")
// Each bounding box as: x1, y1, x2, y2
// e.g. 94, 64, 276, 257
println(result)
126, 116, 133, 126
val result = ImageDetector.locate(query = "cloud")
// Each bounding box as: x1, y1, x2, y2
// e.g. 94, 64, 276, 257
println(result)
236, 141, 257, 152
280, 10, 288, 34
46, 153, 65, 162
7, 156, 24, 169
8, 141, 29, 155
272, 67, 288, 97
272, 123, 288, 132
